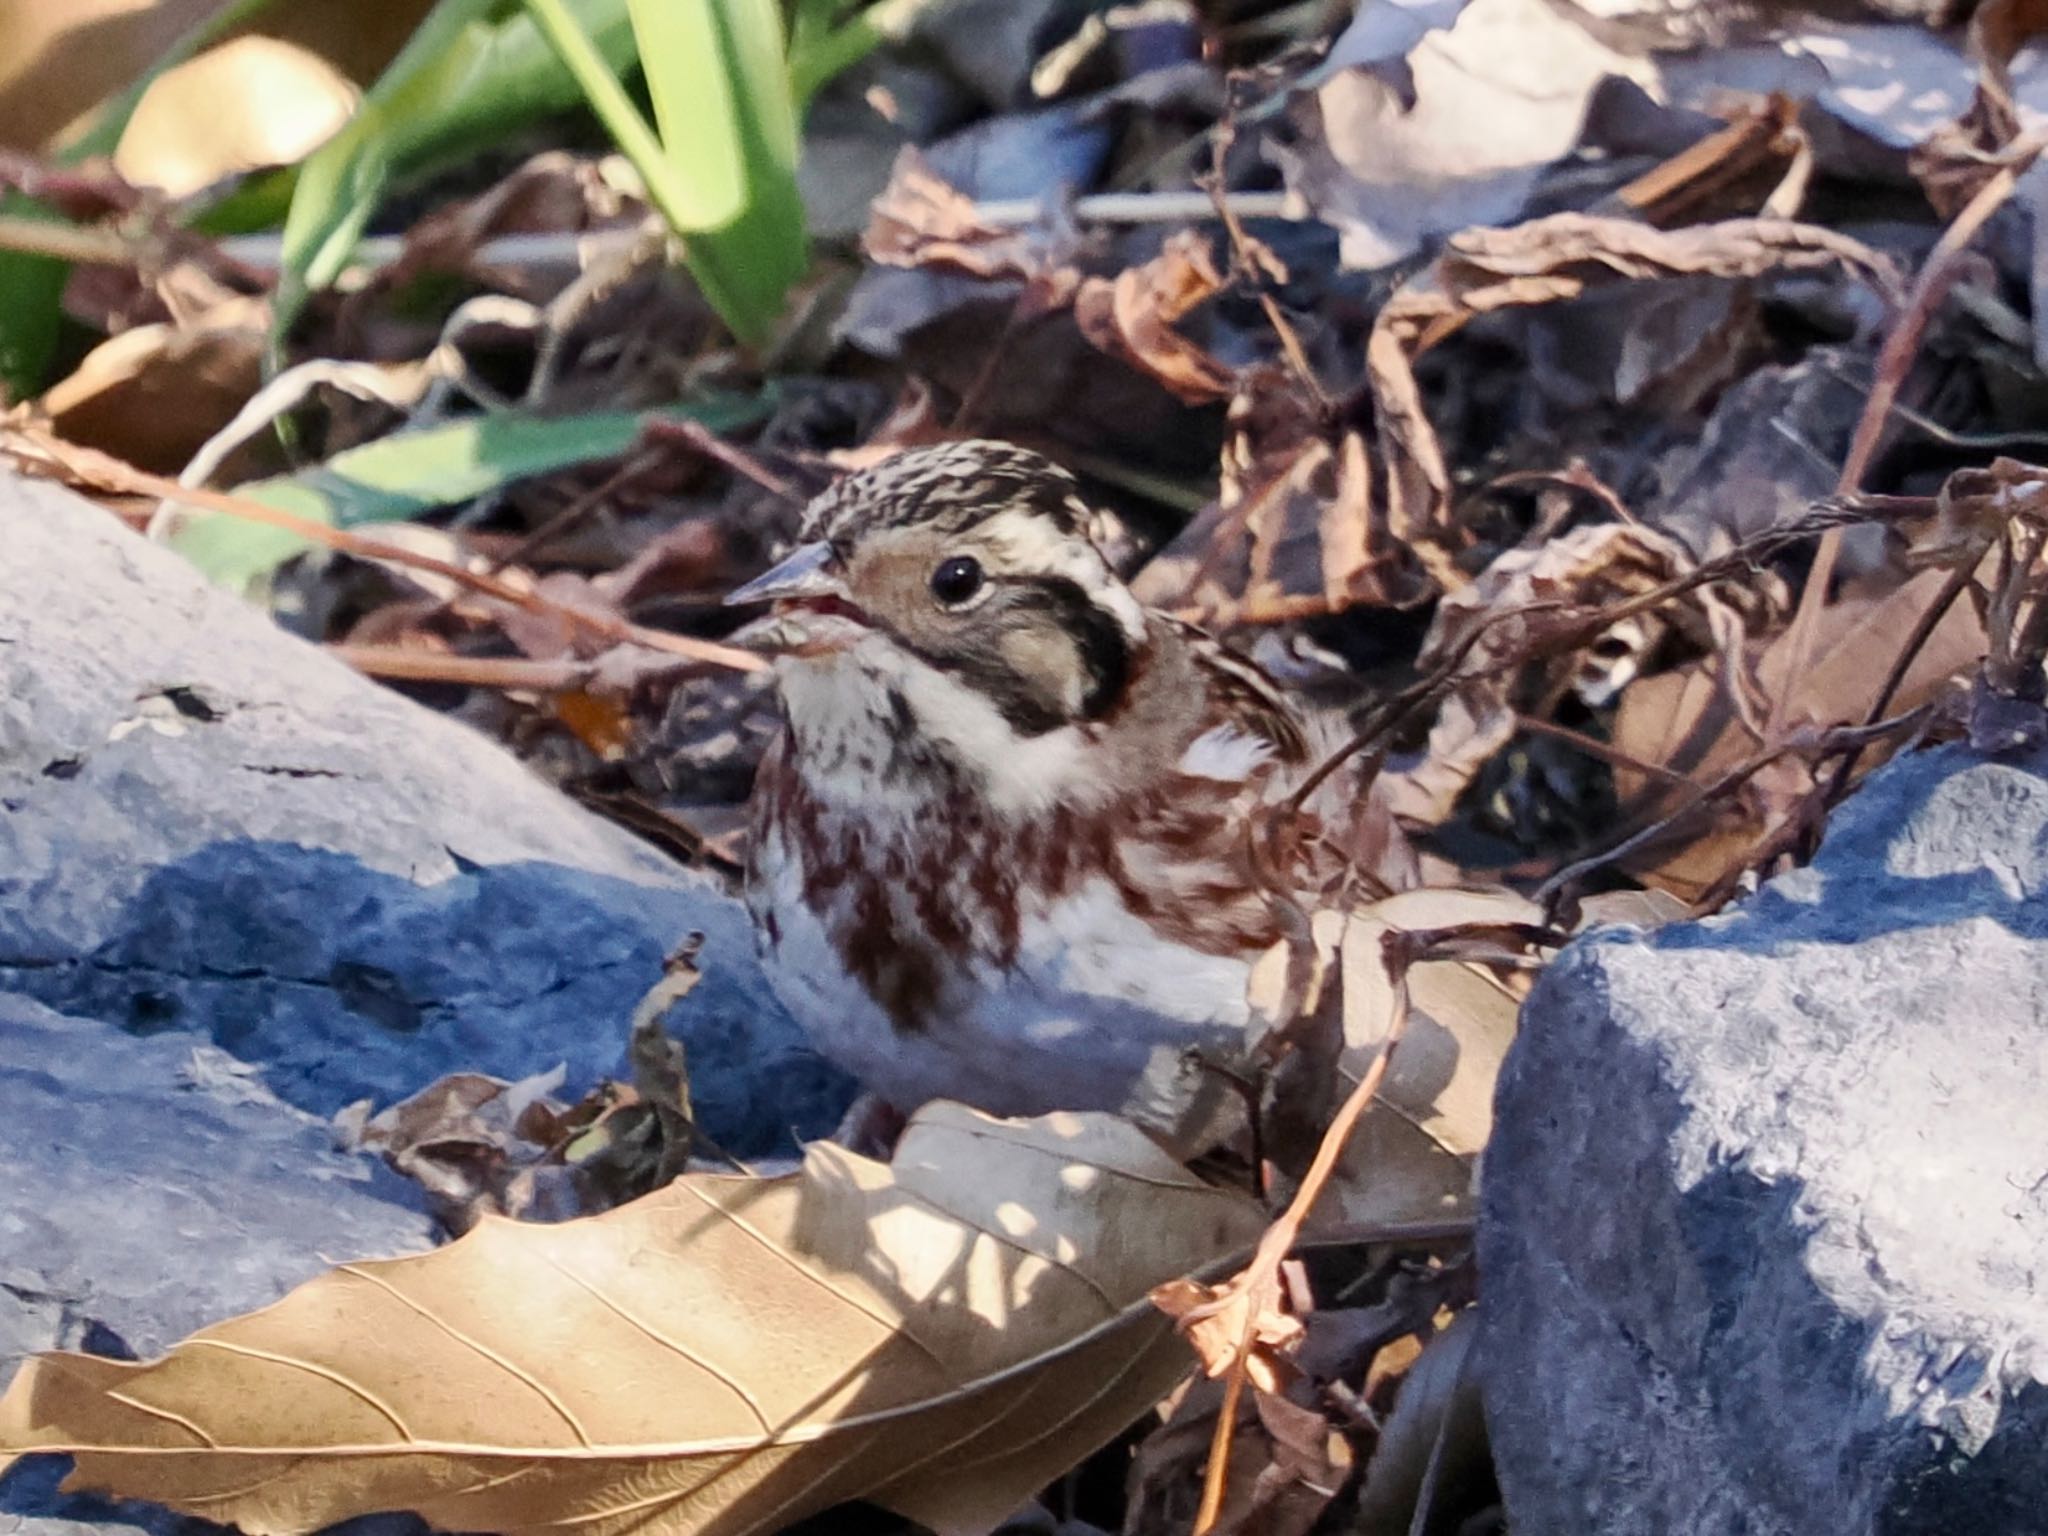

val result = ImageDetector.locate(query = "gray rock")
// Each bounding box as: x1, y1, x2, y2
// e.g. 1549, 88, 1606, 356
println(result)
0, 993, 439, 1532
1481, 742, 2048, 1534
0, 477, 850, 1532
0, 472, 849, 1147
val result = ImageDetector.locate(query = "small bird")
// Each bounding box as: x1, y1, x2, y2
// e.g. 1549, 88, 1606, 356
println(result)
729, 441, 1353, 1124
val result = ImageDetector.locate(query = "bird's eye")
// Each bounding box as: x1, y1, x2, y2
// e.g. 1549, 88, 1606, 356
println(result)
930, 555, 985, 607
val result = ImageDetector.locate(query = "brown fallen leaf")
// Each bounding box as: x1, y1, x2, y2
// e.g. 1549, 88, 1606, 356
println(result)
1366, 213, 1899, 583
1314, 889, 1536, 1232
1380, 520, 1778, 829
1912, 0, 2048, 212
0, 1104, 1266, 1536
1072, 231, 1234, 405
37, 294, 268, 474
113, 34, 358, 196
340, 1063, 573, 1230
1272, 0, 1656, 270
1611, 566, 1987, 899
863, 146, 1078, 302
1136, 371, 1400, 621
1124, 1375, 1350, 1536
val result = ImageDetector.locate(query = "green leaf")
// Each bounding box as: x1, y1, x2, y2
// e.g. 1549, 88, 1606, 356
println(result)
0, 0, 293, 402
524, 0, 807, 345
272, 0, 636, 350
0, 229, 66, 404
785, 0, 928, 115
168, 395, 769, 591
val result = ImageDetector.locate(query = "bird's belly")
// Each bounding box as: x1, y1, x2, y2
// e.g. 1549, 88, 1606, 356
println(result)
757, 872, 1257, 1119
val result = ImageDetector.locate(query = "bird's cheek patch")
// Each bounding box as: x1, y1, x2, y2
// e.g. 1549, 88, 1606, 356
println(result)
998, 627, 1088, 720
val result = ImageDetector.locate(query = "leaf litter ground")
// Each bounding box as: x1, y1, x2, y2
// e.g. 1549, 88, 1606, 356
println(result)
9, 0, 2048, 1531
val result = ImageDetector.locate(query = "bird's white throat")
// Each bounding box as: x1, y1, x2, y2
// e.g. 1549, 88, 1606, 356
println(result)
775, 645, 1101, 818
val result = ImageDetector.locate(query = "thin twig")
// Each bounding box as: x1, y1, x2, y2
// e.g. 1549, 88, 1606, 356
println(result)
330, 644, 683, 691
1772, 141, 2043, 734
1534, 707, 1932, 910
1283, 609, 1540, 817
1512, 713, 1693, 788
639, 416, 800, 502
1819, 552, 1981, 801
1205, 109, 1329, 415
487, 449, 662, 574
0, 428, 765, 673
0, 211, 133, 264
1191, 929, 1419, 1535
1185, 919, 1536, 1532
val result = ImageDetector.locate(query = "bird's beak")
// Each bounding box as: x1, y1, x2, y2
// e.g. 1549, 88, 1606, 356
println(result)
724, 541, 867, 656
725, 541, 845, 608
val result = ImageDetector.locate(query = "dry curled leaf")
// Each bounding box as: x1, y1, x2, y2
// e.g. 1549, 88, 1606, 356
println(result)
1125, 1376, 1350, 1536
1381, 521, 1776, 828
1612, 566, 1987, 899
0, 1105, 1267, 1536
1237, 888, 1533, 1238
1315, 889, 1536, 1232
37, 295, 268, 474
1367, 213, 1899, 579
1072, 231, 1234, 405
1136, 371, 1394, 621
863, 146, 1078, 304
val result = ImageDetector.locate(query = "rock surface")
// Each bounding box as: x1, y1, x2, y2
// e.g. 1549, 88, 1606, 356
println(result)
1481, 742, 2048, 1534
0, 475, 848, 1532
0, 993, 437, 1533
0, 473, 848, 1144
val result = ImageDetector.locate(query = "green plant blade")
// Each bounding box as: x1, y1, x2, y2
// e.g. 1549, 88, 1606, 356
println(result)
637, 0, 806, 333
167, 394, 768, 591
272, 0, 635, 351
525, 0, 807, 344
785, 0, 934, 114
0, 0, 293, 402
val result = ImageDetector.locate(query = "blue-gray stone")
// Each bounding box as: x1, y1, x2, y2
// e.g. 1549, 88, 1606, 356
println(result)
0, 472, 849, 1146
0, 473, 851, 1534
1481, 742, 2048, 1534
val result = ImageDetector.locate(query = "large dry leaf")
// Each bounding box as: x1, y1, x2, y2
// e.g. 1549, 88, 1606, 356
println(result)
0, 0, 432, 152
0, 1105, 1267, 1536
1274, 0, 1654, 270
1323, 889, 1533, 1230
113, 35, 358, 196
1366, 213, 1897, 567
1611, 566, 1988, 899
1249, 888, 1534, 1234
37, 294, 267, 474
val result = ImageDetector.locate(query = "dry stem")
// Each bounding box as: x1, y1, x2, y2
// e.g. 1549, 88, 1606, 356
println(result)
1773, 140, 2043, 732
0, 428, 764, 674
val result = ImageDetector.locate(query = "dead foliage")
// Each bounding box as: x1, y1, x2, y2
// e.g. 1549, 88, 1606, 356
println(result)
12, 0, 2048, 1533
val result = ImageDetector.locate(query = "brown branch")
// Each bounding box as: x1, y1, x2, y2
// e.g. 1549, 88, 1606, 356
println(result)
1190, 928, 1421, 1535
1183, 920, 1539, 1532
0, 427, 766, 673
1772, 139, 2043, 733
1534, 707, 1932, 915
330, 644, 688, 691
486, 449, 663, 574
1819, 551, 1981, 801
1512, 712, 1694, 788
1204, 104, 1329, 416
